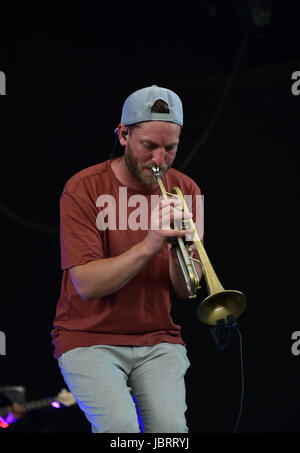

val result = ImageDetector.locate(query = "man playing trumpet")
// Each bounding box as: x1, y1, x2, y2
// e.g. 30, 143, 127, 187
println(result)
52, 85, 203, 433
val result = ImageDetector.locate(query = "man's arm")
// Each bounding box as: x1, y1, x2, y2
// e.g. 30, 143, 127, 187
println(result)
70, 198, 192, 300
70, 239, 153, 300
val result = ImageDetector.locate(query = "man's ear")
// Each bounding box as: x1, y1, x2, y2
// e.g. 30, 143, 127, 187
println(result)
118, 125, 128, 146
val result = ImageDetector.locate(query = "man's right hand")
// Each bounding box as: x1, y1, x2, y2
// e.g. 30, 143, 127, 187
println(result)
143, 197, 193, 256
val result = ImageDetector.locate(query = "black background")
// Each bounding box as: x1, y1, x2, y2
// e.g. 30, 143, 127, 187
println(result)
0, 0, 299, 433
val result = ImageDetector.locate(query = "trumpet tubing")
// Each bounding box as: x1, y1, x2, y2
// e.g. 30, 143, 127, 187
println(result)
151, 165, 247, 326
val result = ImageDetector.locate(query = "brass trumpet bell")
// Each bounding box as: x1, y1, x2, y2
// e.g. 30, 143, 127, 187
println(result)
197, 290, 247, 326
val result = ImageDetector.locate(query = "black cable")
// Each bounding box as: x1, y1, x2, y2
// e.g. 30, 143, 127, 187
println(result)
108, 136, 122, 159
179, 33, 249, 173
0, 202, 59, 235
233, 327, 245, 433
210, 319, 245, 433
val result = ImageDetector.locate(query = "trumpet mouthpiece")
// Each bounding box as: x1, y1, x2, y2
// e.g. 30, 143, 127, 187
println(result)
151, 166, 161, 177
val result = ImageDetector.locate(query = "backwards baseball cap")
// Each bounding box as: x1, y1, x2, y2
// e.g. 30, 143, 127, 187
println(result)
114, 85, 183, 134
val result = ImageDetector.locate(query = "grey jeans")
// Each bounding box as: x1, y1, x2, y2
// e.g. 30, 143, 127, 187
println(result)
58, 342, 190, 433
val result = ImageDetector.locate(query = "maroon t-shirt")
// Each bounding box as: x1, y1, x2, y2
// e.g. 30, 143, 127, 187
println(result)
51, 159, 202, 359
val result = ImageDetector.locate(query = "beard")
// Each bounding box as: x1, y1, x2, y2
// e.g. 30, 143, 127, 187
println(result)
124, 142, 170, 186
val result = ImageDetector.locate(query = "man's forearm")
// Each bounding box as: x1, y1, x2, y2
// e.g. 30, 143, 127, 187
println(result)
70, 239, 153, 299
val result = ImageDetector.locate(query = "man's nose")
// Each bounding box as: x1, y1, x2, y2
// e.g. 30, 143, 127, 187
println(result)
152, 148, 166, 167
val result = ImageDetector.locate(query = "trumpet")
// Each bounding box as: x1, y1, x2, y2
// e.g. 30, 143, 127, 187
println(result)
151, 165, 247, 326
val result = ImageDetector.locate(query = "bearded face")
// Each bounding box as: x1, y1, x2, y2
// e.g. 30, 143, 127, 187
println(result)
124, 140, 169, 186
123, 121, 180, 186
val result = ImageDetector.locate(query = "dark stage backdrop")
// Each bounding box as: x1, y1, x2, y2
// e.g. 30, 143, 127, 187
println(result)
0, 0, 299, 433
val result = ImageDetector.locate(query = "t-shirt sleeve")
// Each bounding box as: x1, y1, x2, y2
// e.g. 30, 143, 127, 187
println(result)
60, 189, 104, 270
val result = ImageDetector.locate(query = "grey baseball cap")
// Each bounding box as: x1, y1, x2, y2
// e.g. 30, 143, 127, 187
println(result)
114, 85, 183, 134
